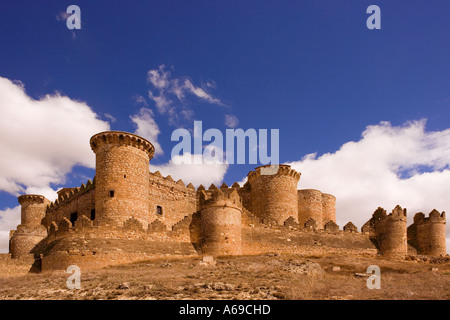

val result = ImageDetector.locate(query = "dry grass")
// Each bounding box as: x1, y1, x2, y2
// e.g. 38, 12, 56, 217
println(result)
0, 253, 448, 300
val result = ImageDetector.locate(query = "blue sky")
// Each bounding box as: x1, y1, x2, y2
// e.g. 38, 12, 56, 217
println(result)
0, 1, 449, 252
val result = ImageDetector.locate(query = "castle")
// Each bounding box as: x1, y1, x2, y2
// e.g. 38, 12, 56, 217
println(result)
8, 131, 447, 271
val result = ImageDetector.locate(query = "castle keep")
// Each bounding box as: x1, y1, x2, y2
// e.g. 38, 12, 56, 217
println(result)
8, 131, 447, 271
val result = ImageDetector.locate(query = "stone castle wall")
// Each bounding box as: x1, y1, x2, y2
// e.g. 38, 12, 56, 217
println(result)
322, 193, 336, 226
297, 190, 336, 229
9, 195, 49, 258
148, 171, 197, 230
44, 184, 95, 230
248, 165, 300, 225
371, 206, 408, 258
199, 188, 242, 256
40, 225, 198, 271
91, 131, 154, 228
41, 170, 198, 235
238, 183, 252, 213
409, 210, 446, 257
298, 189, 323, 228
241, 225, 377, 257
7, 130, 447, 272
19, 195, 50, 227
9, 228, 47, 259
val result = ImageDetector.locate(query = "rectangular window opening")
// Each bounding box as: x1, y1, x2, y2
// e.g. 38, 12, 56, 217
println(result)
156, 205, 163, 216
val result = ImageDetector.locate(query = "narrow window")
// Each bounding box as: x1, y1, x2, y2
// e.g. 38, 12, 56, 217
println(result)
124, 174, 127, 179
90, 209, 95, 220
109, 190, 115, 197
70, 212, 78, 225
156, 205, 163, 216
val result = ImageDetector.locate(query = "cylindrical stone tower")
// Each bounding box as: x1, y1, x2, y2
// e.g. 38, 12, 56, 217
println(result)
415, 210, 446, 256
248, 165, 300, 225
200, 189, 242, 256
298, 189, 323, 229
373, 205, 407, 258
322, 193, 336, 227
414, 212, 426, 254
18, 195, 49, 228
10, 195, 49, 258
90, 131, 155, 228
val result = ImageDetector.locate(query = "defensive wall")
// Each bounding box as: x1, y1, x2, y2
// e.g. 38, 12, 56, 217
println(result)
7, 130, 446, 271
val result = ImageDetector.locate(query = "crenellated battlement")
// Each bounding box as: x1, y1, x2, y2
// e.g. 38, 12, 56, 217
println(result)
247, 165, 300, 225
373, 207, 387, 219
17, 194, 50, 226
414, 210, 446, 224
387, 205, 407, 221
247, 164, 301, 183
11, 194, 49, 258
199, 187, 242, 256
7, 129, 447, 270
90, 131, 155, 159
47, 179, 95, 212
409, 209, 446, 256
343, 222, 358, 233
371, 205, 407, 223
199, 188, 242, 210
208, 183, 218, 190
370, 205, 408, 258
196, 181, 246, 209
44, 215, 177, 239
18, 194, 49, 205
149, 170, 196, 192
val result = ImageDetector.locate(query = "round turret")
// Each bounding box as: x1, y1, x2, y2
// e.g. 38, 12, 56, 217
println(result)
322, 193, 336, 227
199, 189, 242, 256
248, 165, 300, 225
373, 205, 407, 258
415, 210, 446, 256
90, 131, 154, 228
10, 194, 49, 258
298, 189, 323, 228
18, 194, 49, 227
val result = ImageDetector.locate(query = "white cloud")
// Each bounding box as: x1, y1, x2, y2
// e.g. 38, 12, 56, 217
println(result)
133, 95, 149, 107
148, 65, 170, 90
182, 79, 223, 105
285, 119, 450, 253
130, 108, 163, 156
24, 187, 58, 203
0, 75, 110, 253
150, 152, 228, 188
104, 113, 116, 123
148, 90, 173, 116
0, 76, 110, 197
225, 114, 239, 128
205, 80, 217, 89
0, 206, 20, 253
55, 11, 70, 22
147, 65, 227, 125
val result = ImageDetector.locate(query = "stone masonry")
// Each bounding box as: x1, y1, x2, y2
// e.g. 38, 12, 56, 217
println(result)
7, 130, 447, 271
